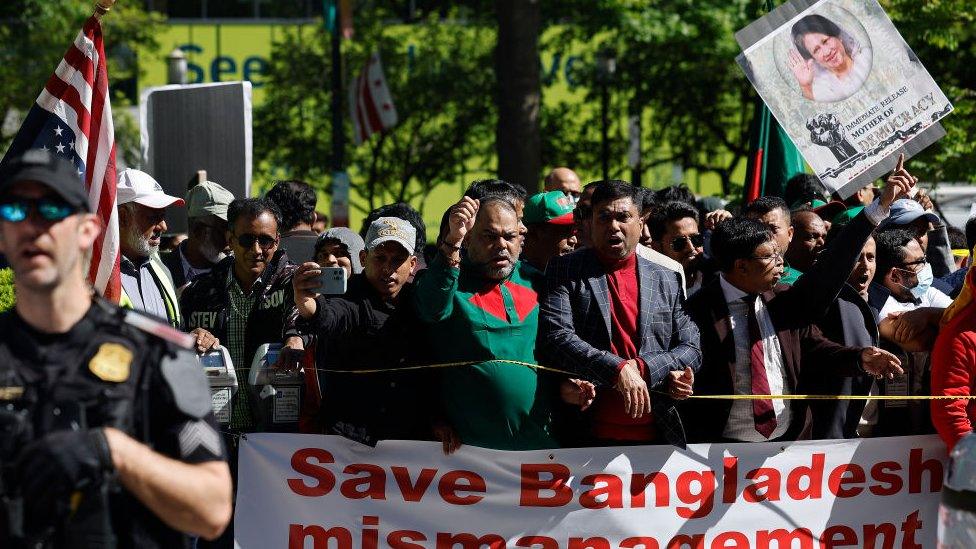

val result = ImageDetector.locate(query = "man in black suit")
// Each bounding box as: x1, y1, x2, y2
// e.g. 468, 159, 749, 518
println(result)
682, 172, 911, 443
539, 180, 700, 447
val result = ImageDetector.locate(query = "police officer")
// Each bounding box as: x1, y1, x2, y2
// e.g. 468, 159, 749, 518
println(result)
0, 151, 231, 548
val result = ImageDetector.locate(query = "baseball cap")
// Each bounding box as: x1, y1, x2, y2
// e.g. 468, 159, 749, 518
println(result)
878, 198, 940, 230
117, 169, 184, 209
0, 150, 91, 212
187, 181, 234, 220
831, 206, 864, 227
524, 191, 575, 225
364, 217, 416, 255
811, 199, 847, 222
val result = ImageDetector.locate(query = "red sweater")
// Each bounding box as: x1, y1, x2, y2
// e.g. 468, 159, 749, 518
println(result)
931, 307, 976, 452
590, 253, 655, 441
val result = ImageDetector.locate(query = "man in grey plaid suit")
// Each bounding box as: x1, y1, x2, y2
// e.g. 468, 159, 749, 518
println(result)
538, 180, 701, 448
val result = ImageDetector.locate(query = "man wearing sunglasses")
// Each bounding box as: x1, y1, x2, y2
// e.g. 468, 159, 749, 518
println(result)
116, 169, 185, 330
852, 229, 952, 438
0, 151, 231, 546
178, 197, 304, 546
648, 200, 706, 295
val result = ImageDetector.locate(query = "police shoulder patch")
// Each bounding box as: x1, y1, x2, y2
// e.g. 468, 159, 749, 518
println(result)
161, 348, 213, 419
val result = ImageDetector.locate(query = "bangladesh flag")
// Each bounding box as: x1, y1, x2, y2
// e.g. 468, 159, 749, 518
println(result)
744, 97, 805, 202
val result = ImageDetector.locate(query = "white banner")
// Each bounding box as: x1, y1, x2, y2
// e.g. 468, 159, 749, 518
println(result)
235, 434, 947, 548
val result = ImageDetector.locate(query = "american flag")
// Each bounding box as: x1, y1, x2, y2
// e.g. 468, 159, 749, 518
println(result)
348, 52, 398, 145
1, 16, 120, 302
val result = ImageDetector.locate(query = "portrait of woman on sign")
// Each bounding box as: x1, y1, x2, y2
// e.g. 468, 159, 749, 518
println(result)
787, 13, 873, 102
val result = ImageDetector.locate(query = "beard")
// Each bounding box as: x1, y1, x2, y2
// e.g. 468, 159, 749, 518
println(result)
122, 224, 157, 259
473, 249, 516, 280
197, 237, 225, 264
485, 263, 515, 280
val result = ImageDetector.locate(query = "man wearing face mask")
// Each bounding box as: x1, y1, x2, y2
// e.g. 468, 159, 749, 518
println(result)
860, 228, 951, 437
873, 229, 952, 316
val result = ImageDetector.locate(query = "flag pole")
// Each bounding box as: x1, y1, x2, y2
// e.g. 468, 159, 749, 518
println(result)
94, 0, 116, 20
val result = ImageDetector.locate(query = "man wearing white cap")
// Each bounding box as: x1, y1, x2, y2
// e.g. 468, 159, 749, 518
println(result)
117, 168, 185, 328
162, 180, 235, 289
292, 216, 425, 445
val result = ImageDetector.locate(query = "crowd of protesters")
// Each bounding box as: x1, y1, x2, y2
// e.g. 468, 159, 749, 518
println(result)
126, 163, 976, 447
106, 161, 976, 543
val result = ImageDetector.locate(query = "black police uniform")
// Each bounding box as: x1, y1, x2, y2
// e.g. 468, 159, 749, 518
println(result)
0, 298, 227, 549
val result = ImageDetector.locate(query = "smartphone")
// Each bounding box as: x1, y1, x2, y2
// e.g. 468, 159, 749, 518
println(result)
312, 266, 347, 295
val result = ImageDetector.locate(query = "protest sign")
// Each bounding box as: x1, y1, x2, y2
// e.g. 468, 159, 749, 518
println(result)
735, 0, 952, 198
236, 433, 946, 548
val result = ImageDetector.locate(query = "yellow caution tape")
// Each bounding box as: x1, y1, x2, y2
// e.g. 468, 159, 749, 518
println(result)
235, 358, 976, 401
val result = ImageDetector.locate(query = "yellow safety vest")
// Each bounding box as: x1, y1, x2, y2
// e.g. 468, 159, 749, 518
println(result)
119, 253, 182, 329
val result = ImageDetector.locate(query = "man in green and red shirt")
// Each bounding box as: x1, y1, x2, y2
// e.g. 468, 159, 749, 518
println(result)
414, 194, 557, 451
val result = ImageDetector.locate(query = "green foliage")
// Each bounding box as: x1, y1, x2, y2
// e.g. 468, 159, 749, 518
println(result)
883, 0, 976, 183
255, 11, 495, 214
0, 268, 14, 313
542, 0, 758, 194
0, 0, 163, 164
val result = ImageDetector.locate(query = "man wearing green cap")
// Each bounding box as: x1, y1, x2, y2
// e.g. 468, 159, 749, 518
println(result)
162, 180, 235, 290
522, 190, 578, 271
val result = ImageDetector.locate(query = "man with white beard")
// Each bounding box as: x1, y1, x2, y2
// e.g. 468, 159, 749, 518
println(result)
162, 180, 234, 290
117, 168, 185, 329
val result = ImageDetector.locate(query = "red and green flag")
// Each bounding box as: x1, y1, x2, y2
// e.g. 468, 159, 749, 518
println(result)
743, 0, 805, 202
744, 93, 805, 202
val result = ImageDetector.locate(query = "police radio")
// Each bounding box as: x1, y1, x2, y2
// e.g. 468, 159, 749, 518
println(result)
198, 346, 237, 426
248, 344, 305, 432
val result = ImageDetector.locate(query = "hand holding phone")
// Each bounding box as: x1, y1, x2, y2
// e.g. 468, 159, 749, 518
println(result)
312, 266, 347, 295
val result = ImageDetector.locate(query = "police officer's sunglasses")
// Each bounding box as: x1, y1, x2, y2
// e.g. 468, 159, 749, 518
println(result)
670, 233, 704, 252
234, 233, 278, 250
0, 198, 77, 223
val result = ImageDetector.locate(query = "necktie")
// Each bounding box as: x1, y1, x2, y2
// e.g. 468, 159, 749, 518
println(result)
744, 295, 776, 438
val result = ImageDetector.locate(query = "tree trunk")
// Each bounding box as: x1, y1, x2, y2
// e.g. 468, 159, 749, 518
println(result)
495, 0, 542, 193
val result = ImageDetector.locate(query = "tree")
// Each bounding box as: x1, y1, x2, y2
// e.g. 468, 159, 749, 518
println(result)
496, 0, 542, 192
884, 0, 976, 183
0, 0, 163, 165
544, 0, 758, 195
254, 12, 496, 215
543, 0, 976, 196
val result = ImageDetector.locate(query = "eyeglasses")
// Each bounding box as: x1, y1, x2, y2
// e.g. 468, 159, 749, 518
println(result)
895, 259, 926, 274
671, 234, 704, 252
0, 198, 78, 223
235, 233, 278, 250
750, 251, 784, 264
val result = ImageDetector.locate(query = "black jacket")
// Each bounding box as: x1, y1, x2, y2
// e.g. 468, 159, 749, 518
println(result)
810, 284, 878, 438
295, 274, 429, 445
863, 282, 936, 437
180, 250, 299, 380
180, 252, 300, 432
160, 244, 187, 290
682, 210, 877, 442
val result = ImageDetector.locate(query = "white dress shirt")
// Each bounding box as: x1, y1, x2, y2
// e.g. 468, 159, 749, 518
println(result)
637, 244, 687, 297
719, 275, 792, 441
